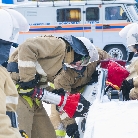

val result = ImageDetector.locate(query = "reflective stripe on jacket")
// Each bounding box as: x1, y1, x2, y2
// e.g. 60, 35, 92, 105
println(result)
0, 66, 22, 138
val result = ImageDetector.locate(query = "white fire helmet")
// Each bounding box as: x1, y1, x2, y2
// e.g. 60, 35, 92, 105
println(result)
0, 9, 29, 43
119, 23, 137, 39
126, 24, 138, 47
76, 37, 99, 62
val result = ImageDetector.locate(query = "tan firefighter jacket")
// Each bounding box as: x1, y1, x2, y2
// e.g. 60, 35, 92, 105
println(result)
126, 57, 138, 99
8, 36, 66, 107
54, 47, 111, 93
50, 47, 111, 130
0, 66, 22, 138
9, 36, 66, 83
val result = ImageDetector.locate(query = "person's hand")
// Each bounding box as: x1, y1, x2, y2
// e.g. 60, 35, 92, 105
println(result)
52, 88, 66, 96
88, 70, 99, 84
16, 85, 44, 100
66, 123, 80, 138
120, 79, 134, 101
17, 74, 40, 89
16, 84, 34, 97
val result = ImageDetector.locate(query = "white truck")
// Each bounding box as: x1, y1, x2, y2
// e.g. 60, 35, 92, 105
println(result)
13, 0, 138, 60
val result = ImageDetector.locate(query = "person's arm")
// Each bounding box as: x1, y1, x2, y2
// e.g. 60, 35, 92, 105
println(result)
18, 36, 65, 82
54, 70, 72, 92
96, 47, 111, 61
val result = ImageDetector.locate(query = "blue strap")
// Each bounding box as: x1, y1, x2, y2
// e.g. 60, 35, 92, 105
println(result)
7, 62, 19, 73
6, 111, 18, 128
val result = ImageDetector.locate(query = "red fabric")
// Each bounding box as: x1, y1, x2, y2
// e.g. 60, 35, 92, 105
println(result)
32, 87, 37, 98
38, 89, 43, 99
100, 59, 126, 68
107, 61, 130, 88
63, 93, 80, 118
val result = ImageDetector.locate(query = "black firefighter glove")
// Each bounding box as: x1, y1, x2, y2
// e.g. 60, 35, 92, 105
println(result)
17, 86, 44, 100
120, 78, 134, 101
88, 70, 99, 84
52, 88, 66, 96
17, 74, 40, 89
16, 74, 40, 97
66, 123, 80, 138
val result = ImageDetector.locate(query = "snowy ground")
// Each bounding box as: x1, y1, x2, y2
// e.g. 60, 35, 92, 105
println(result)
43, 102, 51, 116
43, 98, 138, 138
84, 97, 138, 138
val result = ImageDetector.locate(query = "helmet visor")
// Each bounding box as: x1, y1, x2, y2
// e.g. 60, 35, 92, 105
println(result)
81, 56, 90, 66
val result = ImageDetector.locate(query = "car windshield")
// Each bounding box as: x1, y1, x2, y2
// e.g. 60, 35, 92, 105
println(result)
127, 4, 138, 21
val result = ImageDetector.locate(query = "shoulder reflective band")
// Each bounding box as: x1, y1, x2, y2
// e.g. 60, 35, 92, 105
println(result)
55, 130, 66, 137
7, 62, 19, 73
6, 96, 18, 105
6, 111, 18, 128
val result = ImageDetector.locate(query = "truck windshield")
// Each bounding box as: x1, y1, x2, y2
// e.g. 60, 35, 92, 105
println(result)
127, 4, 138, 20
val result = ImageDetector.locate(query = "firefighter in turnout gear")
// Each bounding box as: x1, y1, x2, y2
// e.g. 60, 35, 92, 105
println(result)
0, 8, 29, 138
50, 37, 111, 138
119, 23, 138, 100
7, 35, 96, 138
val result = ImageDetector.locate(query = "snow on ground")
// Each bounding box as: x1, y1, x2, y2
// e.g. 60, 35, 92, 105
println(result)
43, 96, 138, 138
43, 102, 51, 116
84, 97, 138, 138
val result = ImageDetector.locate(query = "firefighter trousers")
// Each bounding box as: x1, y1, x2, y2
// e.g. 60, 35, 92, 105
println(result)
17, 96, 56, 138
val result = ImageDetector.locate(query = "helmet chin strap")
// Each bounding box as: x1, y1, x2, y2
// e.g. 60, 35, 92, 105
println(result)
64, 63, 85, 71
64, 63, 76, 69
64, 62, 86, 72
10, 28, 19, 41
73, 66, 83, 71
73, 66, 86, 73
